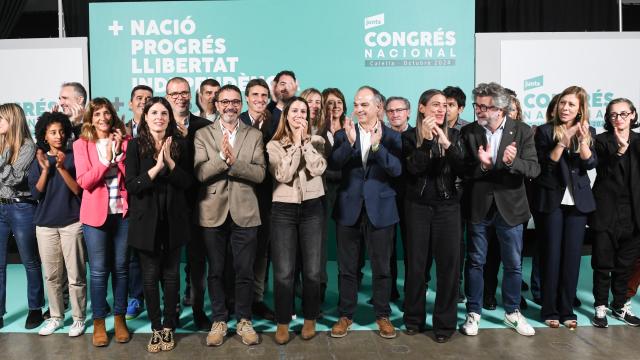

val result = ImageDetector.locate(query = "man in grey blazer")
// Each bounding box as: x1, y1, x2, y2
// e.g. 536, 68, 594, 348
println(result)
460, 82, 540, 337
194, 84, 266, 347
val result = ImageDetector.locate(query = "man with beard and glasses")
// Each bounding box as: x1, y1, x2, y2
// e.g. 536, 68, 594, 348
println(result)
268, 70, 298, 133
194, 84, 266, 347
164, 77, 212, 330
460, 82, 540, 337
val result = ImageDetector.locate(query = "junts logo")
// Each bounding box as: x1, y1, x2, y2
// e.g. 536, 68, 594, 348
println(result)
364, 13, 384, 30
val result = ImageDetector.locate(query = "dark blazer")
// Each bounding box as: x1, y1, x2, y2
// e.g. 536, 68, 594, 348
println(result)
590, 131, 640, 231
184, 113, 211, 208
239, 111, 275, 144
329, 124, 402, 228
461, 117, 540, 226
125, 138, 194, 252
403, 126, 464, 203
531, 123, 597, 214
391, 124, 414, 198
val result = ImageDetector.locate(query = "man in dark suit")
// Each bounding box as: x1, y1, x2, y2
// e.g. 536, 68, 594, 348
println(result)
460, 82, 540, 337
385, 96, 413, 302
125, 85, 153, 137
239, 78, 275, 321
267, 70, 298, 133
165, 77, 212, 330
329, 86, 402, 339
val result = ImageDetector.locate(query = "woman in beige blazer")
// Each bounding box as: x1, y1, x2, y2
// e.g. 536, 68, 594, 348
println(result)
267, 97, 327, 344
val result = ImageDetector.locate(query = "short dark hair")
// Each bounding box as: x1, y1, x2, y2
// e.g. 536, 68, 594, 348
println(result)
35, 111, 73, 151
129, 85, 153, 101
215, 84, 242, 101
274, 70, 296, 83
199, 79, 221, 93
604, 98, 639, 131
245, 78, 270, 97
62, 82, 87, 106
442, 86, 466, 108
385, 96, 410, 110
166, 77, 190, 93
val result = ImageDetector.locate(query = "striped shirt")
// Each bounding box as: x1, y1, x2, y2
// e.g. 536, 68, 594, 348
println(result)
96, 139, 123, 214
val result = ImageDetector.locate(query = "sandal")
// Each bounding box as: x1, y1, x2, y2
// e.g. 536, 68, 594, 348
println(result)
563, 320, 577, 329
545, 319, 560, 328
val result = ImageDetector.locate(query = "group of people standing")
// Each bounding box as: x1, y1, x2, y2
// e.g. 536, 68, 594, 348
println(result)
1, 73, 639, 353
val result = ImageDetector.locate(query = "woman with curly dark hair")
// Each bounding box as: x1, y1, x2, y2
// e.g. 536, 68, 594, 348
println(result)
28, 111, 86, 336
125, 97, 192, 352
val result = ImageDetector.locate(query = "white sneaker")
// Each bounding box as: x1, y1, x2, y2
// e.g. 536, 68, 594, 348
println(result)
461, 312, 481, 336
39, 318, 63, 336
68, 320, 86, 337
504, 310, 535, 336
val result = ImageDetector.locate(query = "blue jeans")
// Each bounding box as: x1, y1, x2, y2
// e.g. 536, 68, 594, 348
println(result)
83, 214, 129, 319
0, 202, 45, 315
466, 210, 523, 315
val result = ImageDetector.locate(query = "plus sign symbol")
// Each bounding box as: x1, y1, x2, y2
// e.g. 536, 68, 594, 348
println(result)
108, 20, 124, 36
112, 97, 125, 113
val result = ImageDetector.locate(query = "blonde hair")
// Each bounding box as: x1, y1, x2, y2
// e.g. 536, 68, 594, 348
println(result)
300, 88, 325, 135
415, 89, 448, 148
0, 103, 32, 164
80, 97, 126, 141
552, 86, 591, 147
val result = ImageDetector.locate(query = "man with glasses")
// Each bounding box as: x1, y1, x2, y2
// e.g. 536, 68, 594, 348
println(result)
194, 84, 266, 347
165, 77, 212, 330
460, 82, 540, 337
385, 96, 412, 302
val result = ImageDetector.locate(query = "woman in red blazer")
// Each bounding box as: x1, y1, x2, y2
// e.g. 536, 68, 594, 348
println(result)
72, 97, 130, 347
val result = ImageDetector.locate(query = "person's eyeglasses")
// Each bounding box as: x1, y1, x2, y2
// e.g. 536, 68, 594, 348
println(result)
386, 108, 407, 114
217, 99, 243, 107
609, 111, 632, 120
472, 103, 498, 112
167, 91, 190, 99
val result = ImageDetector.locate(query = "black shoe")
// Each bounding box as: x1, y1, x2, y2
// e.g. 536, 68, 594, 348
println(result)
483, 295, 497, 311
0, 316, 3, 329
591, 306, 608, 328
405, 326, 422, 335
193, 310, 212, 331
366, 298, 373, 305
25, 309, 44, 329
252, 301, 275, 321
520, 296, 528, 310
611, 303, 640, 327
435, 334, 450, 343
574, 297, 582, 308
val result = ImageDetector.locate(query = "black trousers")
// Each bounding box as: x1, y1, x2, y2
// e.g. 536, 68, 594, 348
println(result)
186, 224, 207, 313
271, 199, 324, 324
403, 200, 460, 336
337, 208, 394, 319
592, 203, 640, 309
137, 221, 181, 331
203, 215, 258, 322
390, 196, 407, 299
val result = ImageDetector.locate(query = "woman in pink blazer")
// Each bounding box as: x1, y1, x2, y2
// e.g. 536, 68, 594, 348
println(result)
73, 97, 130, 347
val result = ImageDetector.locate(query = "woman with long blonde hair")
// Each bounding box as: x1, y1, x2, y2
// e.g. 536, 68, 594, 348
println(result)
0, 103, 45, 330
532, 85, 596, 329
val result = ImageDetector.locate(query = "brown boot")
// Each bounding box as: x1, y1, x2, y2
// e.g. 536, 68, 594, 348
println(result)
301, 319, 316, 340
274, 323, 290, 345
114, 314, 130, 343
330, 317, 353, 338
92, 318, 108, 347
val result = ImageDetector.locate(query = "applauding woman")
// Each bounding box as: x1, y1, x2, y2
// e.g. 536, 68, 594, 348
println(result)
0, 103, 45, 330
125, 97, 192, 352
590, 98, 640, 328
267, 97, 327, 344
73, 97, 130, 346
532, 86, 596, 329
402, 89, 464, 343
28, 112, 86, 336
